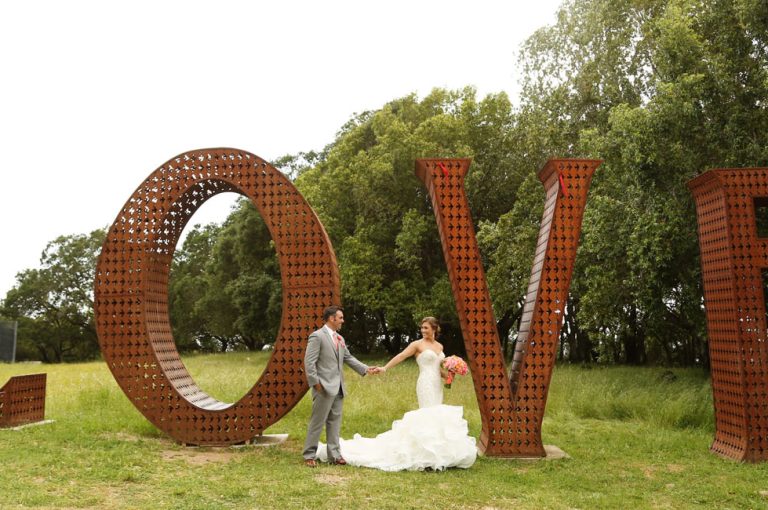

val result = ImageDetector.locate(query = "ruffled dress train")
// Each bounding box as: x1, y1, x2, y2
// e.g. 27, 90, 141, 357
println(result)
317, 350, 477, 471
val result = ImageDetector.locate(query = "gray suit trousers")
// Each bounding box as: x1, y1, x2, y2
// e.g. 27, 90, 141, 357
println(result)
302, 387, 343, 460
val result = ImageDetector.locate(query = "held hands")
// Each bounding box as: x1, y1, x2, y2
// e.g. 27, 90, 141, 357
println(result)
366, 367, 384, 375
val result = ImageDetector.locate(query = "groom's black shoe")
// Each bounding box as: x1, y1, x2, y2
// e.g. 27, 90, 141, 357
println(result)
332, 457, 347, 465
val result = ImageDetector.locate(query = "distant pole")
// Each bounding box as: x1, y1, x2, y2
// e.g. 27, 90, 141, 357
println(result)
0, 321, 17, 363
11, 320, 16, 363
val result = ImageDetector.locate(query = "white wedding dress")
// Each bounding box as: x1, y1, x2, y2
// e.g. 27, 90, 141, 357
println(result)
317, 350, 477, 471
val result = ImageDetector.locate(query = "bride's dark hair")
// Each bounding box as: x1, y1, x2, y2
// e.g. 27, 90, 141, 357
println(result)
420, 316, 441, 338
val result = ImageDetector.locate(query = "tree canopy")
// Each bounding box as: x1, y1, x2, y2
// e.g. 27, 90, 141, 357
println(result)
168, 199, 282, 353
511, 0, 768, 364
4, 0, 768, 364
1, 230, 104, 362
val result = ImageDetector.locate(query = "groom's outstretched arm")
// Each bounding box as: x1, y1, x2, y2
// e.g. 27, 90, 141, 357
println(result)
342, 347, 369, 377
304, 333, 321, 388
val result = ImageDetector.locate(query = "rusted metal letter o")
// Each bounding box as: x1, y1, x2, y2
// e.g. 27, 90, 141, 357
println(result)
94, 148, 340, 446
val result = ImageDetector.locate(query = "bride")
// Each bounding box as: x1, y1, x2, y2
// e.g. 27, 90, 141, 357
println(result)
317, 317, 477, 471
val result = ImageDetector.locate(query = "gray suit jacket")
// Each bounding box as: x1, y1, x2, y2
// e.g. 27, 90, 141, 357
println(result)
304, 327, 368, 396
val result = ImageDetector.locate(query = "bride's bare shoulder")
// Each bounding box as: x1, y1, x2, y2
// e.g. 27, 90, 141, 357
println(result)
403, 339, 422, 355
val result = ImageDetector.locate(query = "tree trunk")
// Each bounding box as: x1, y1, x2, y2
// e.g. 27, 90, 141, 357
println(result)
496, 308, 514, 358
566, 297, 593, 363
624, 306, 646, 364
36, 345, 50, 363
378, 311, 396, 354
215, 335, 230, 352
391, 329, 404, 354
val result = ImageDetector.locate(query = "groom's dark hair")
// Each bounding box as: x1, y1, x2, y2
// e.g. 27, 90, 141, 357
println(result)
323, 305, 343, 322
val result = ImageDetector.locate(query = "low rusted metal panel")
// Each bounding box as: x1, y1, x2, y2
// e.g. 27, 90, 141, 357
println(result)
0, 374, 46, 427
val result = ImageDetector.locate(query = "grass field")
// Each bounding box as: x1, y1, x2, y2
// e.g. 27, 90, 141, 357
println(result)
0, 353, 766, 509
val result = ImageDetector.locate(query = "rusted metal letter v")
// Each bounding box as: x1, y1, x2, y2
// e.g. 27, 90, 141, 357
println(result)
415, 158, 601, 457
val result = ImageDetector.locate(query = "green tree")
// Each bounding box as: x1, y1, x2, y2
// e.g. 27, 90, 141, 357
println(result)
146, 0, 768, 368
168, 199, 282, 352
1, 229, 105, 362
296, 88, 525, 355
168, 222, 222, 351
493, 0, 768, 365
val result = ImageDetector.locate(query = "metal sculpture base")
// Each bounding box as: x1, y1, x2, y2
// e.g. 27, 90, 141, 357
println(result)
0, 419, 55, 431
232, 433, 288, 448
180, 433, 288, 448
480, 444, 569, 461
515, 445, 570, 461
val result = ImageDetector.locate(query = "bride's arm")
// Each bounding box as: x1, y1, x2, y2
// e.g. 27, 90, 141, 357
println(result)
380, 342, 418, 372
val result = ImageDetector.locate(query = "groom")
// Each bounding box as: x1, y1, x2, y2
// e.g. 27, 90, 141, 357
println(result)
303, 305, 378, 467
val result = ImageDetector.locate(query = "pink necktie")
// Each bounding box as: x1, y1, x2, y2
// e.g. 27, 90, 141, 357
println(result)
334, 334, 341, 350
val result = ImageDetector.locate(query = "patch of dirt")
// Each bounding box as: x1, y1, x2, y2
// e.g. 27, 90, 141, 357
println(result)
666, 463, 685, 473
32, 508, 99, 510
161, 449, 238, 466
93, 485, 124, 508
314, 473, 350, 485
643, 466, 655, 479
479, 502, 522, 510
99, 432, 146, 442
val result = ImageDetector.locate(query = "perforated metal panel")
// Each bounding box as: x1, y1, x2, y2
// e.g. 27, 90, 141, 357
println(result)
416, 158, 599, 456
0, 374, 46, 427
689, 168, 768, 462
94, 148, 340, 446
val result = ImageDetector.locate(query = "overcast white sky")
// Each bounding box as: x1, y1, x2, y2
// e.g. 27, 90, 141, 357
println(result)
0, 0, 562, 298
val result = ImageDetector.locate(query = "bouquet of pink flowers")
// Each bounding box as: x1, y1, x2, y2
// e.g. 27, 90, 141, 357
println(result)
442, 355, 468, 388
